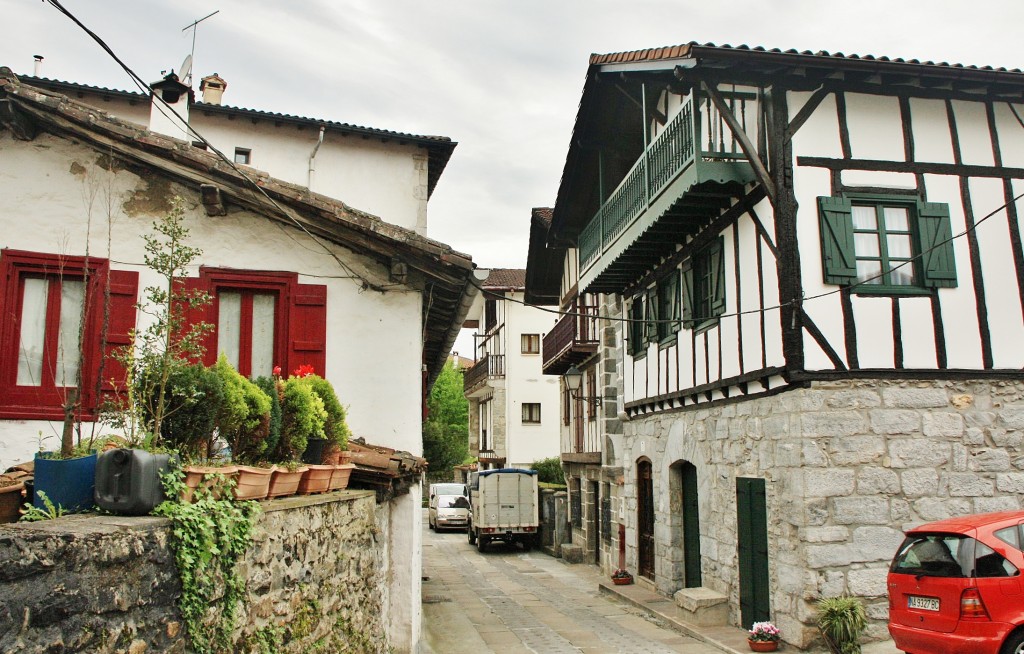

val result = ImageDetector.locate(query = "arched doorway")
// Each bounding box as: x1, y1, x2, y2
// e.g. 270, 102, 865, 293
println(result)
680, 461, 702, 588
637, 458, 655, 580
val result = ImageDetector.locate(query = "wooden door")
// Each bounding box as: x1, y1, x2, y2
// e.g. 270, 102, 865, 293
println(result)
638, 460, 655, 580
681, 462, 702, 588
736, 477, 770, 628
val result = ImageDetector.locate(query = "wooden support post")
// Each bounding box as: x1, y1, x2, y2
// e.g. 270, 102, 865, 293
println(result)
702, 81, 776, 205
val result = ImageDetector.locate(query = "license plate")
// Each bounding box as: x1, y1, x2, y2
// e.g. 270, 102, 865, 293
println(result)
908, 596, 940, 611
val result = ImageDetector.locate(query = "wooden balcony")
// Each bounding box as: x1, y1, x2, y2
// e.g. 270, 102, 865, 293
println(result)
477, 449, 506, 468
577, 93, 756, 293
541, 304, 599, 375
463, 354, 504, 395
561, 421, 601, 463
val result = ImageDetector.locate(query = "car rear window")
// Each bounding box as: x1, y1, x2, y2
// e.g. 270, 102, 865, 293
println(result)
891, 534, 972, 578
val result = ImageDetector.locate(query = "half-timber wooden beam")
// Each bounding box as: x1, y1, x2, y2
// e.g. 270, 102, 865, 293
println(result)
700, 80, 776, 205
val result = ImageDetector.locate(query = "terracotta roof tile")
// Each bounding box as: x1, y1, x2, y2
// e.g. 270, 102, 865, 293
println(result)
482, 268, 526, 289
532, 207, 553, 228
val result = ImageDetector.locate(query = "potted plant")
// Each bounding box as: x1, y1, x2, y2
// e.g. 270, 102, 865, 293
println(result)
96, 198, 214, 513
211, 355, 275, 500
818, 596, 867, 654
748, 621, 781, 652
0, 474, 26, 523
611, 569, 633, 585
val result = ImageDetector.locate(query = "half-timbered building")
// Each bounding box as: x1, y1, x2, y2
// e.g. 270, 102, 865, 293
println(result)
546, 43, 1024, 648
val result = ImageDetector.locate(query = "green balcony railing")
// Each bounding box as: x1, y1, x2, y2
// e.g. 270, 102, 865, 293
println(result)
579, 97, 696, 271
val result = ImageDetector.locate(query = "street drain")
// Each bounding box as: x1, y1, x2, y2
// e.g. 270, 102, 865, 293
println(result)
422, 596, 452, 604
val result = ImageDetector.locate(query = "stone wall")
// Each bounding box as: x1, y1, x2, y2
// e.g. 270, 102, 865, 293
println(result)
620, 378, 1024, 649
0, 491, 391, 653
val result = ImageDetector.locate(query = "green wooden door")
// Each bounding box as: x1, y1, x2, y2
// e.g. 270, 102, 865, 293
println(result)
736, 477, 770, 628
681, 462, 702, 588
638, 460, 655, 580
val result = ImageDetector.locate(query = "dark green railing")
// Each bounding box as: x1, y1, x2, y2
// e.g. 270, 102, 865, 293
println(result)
578, 97, 697, 270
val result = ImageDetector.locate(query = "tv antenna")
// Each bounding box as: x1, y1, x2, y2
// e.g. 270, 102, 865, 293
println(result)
181, 9, 219, 85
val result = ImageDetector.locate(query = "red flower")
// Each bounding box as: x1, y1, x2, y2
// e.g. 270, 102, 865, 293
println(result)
272, 365, 282, 377
293, 364, 315, 378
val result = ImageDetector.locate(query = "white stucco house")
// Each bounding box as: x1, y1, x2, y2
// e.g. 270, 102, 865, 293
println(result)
545, 42, 1024, 648
0, 67, 477, 652
463, 267, 560, 470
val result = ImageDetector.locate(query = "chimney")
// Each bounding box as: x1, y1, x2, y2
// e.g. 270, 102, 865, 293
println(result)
148, 70, 192, 141
199, 73, 227, 105
33, 55, 43, 76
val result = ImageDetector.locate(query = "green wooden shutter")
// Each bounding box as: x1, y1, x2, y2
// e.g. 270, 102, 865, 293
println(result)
645, 287, 659, 343
681, 259, 695, 329
817, 196, 857, 285
917, 201, 958, 288
669, 271, 682, 335
709, 238, 726, 318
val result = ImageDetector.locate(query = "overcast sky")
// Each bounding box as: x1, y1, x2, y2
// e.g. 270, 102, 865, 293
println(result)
4, 0, 1024, 272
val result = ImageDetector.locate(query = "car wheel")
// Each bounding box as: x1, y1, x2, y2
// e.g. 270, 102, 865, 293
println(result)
428, 517, 435, 531
477, 535, 487, 553
1002, 631, 1024, 654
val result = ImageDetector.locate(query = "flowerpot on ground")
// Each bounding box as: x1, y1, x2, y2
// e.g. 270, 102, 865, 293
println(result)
612, 576, 633, 586
182, 465, 238, 503
747, 640, 779, 652
33, 451, 97, 512
301, 438, 329, 465
94, 449, 175, 515
233, 465, 275, 500
0, 479, 25, 523
328, 463, 355, 491
268, 466, 308, 498
297, 464, 333, 495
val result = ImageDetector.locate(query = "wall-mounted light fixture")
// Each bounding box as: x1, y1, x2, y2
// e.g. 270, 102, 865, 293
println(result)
563, 365, 601, 406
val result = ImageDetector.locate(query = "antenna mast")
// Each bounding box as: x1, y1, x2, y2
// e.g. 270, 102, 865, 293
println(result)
181, 9, 219, 84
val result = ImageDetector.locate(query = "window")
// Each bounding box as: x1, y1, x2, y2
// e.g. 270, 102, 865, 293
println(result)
522, 402, 541, 424
484, 297, 497, 332
681, 237, 726, 330
233, 148, 251, 165
628, 294, 646, 355
587, 367, 597, 421
0, 250, 138, 419
818, 195, 956, 291
183, 268, 327, 378
563, 385, 571, 426
521, 333, 540, 354
657, 271, 681, 341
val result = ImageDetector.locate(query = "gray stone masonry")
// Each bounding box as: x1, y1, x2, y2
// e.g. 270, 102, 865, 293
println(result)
619, 379, 1024, 650
0, 491, 390, 654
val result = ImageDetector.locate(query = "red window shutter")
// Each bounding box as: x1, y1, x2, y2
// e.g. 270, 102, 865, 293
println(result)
180, 276, 215, 365
99, 269, 139, 394
287, 282, 327, 376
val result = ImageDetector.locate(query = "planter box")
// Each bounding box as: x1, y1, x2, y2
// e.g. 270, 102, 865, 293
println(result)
34, 451, 96, 512
0, 481, 25, 523
328, 463, 355, 491
182, 465, 238, 503
233, 465, 275, 501
268, 466, 308, 498
297, 464, 333, 495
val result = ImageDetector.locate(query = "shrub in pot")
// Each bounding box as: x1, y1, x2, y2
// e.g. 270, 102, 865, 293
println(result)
212, 355, 272, 464
818, 595, 867, 654
151, 363, 224, 460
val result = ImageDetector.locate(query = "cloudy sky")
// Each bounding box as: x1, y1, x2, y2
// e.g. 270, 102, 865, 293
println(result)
3, 1, 1024, 271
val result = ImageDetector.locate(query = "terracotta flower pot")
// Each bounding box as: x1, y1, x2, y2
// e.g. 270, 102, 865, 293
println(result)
338, 450, 352, 465
611, 576, 633, 586
297, 464, 333, 495
182, 465, 238, 503
233, 465, 275, 500
328, 463, 355, 491
748, 639, 779, 652
267, 466, 308, 498
0, 481, 25, 523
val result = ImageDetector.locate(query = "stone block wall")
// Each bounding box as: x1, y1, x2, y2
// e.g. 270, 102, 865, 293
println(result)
0, 490, 391, 653
620, 378, 1024, 649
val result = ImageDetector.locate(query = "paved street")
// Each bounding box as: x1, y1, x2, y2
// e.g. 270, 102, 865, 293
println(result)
420, 516, 724, 654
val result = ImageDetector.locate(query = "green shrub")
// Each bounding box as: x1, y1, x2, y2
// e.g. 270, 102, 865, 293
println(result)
149, 362, 223, 460
275, 376, 327, 462
212, 355, 271, 464
530, 457, 564, 485
818, 596, 867, 654
304, 375, 351, 450
253, 376, 282, 460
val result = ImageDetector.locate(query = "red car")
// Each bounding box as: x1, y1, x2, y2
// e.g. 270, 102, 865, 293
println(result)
888, 511, 1024, 654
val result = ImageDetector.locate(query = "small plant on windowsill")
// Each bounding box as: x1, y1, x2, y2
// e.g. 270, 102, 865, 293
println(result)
611, 569, 633, 585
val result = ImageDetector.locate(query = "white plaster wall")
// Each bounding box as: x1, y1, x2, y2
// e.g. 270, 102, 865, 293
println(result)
0, 132, 423, 467
951, 100, 995, 167
504, 292, 560, 466
844, 93, 904, 161
909, 98, 956, 164
994, 104, 1024, 168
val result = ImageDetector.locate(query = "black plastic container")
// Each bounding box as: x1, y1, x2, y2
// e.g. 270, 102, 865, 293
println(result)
95, 449, 174, 515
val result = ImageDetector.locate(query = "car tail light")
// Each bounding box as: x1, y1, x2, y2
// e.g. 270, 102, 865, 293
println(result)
524, 526, 535, 532
960, 588, 990, 620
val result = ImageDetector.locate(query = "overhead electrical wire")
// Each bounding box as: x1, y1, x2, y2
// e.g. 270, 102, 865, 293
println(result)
41, 0, 388, 294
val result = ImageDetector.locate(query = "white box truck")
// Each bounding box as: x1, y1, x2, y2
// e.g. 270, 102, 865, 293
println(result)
467, 468, 539, 552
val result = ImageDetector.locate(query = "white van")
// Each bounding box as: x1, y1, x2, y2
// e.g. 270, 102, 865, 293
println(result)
427, 482, 469, 531
467, 468, 539, 551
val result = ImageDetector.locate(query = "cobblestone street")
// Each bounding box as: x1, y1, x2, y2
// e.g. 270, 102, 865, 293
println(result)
420, 517, 724, 654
